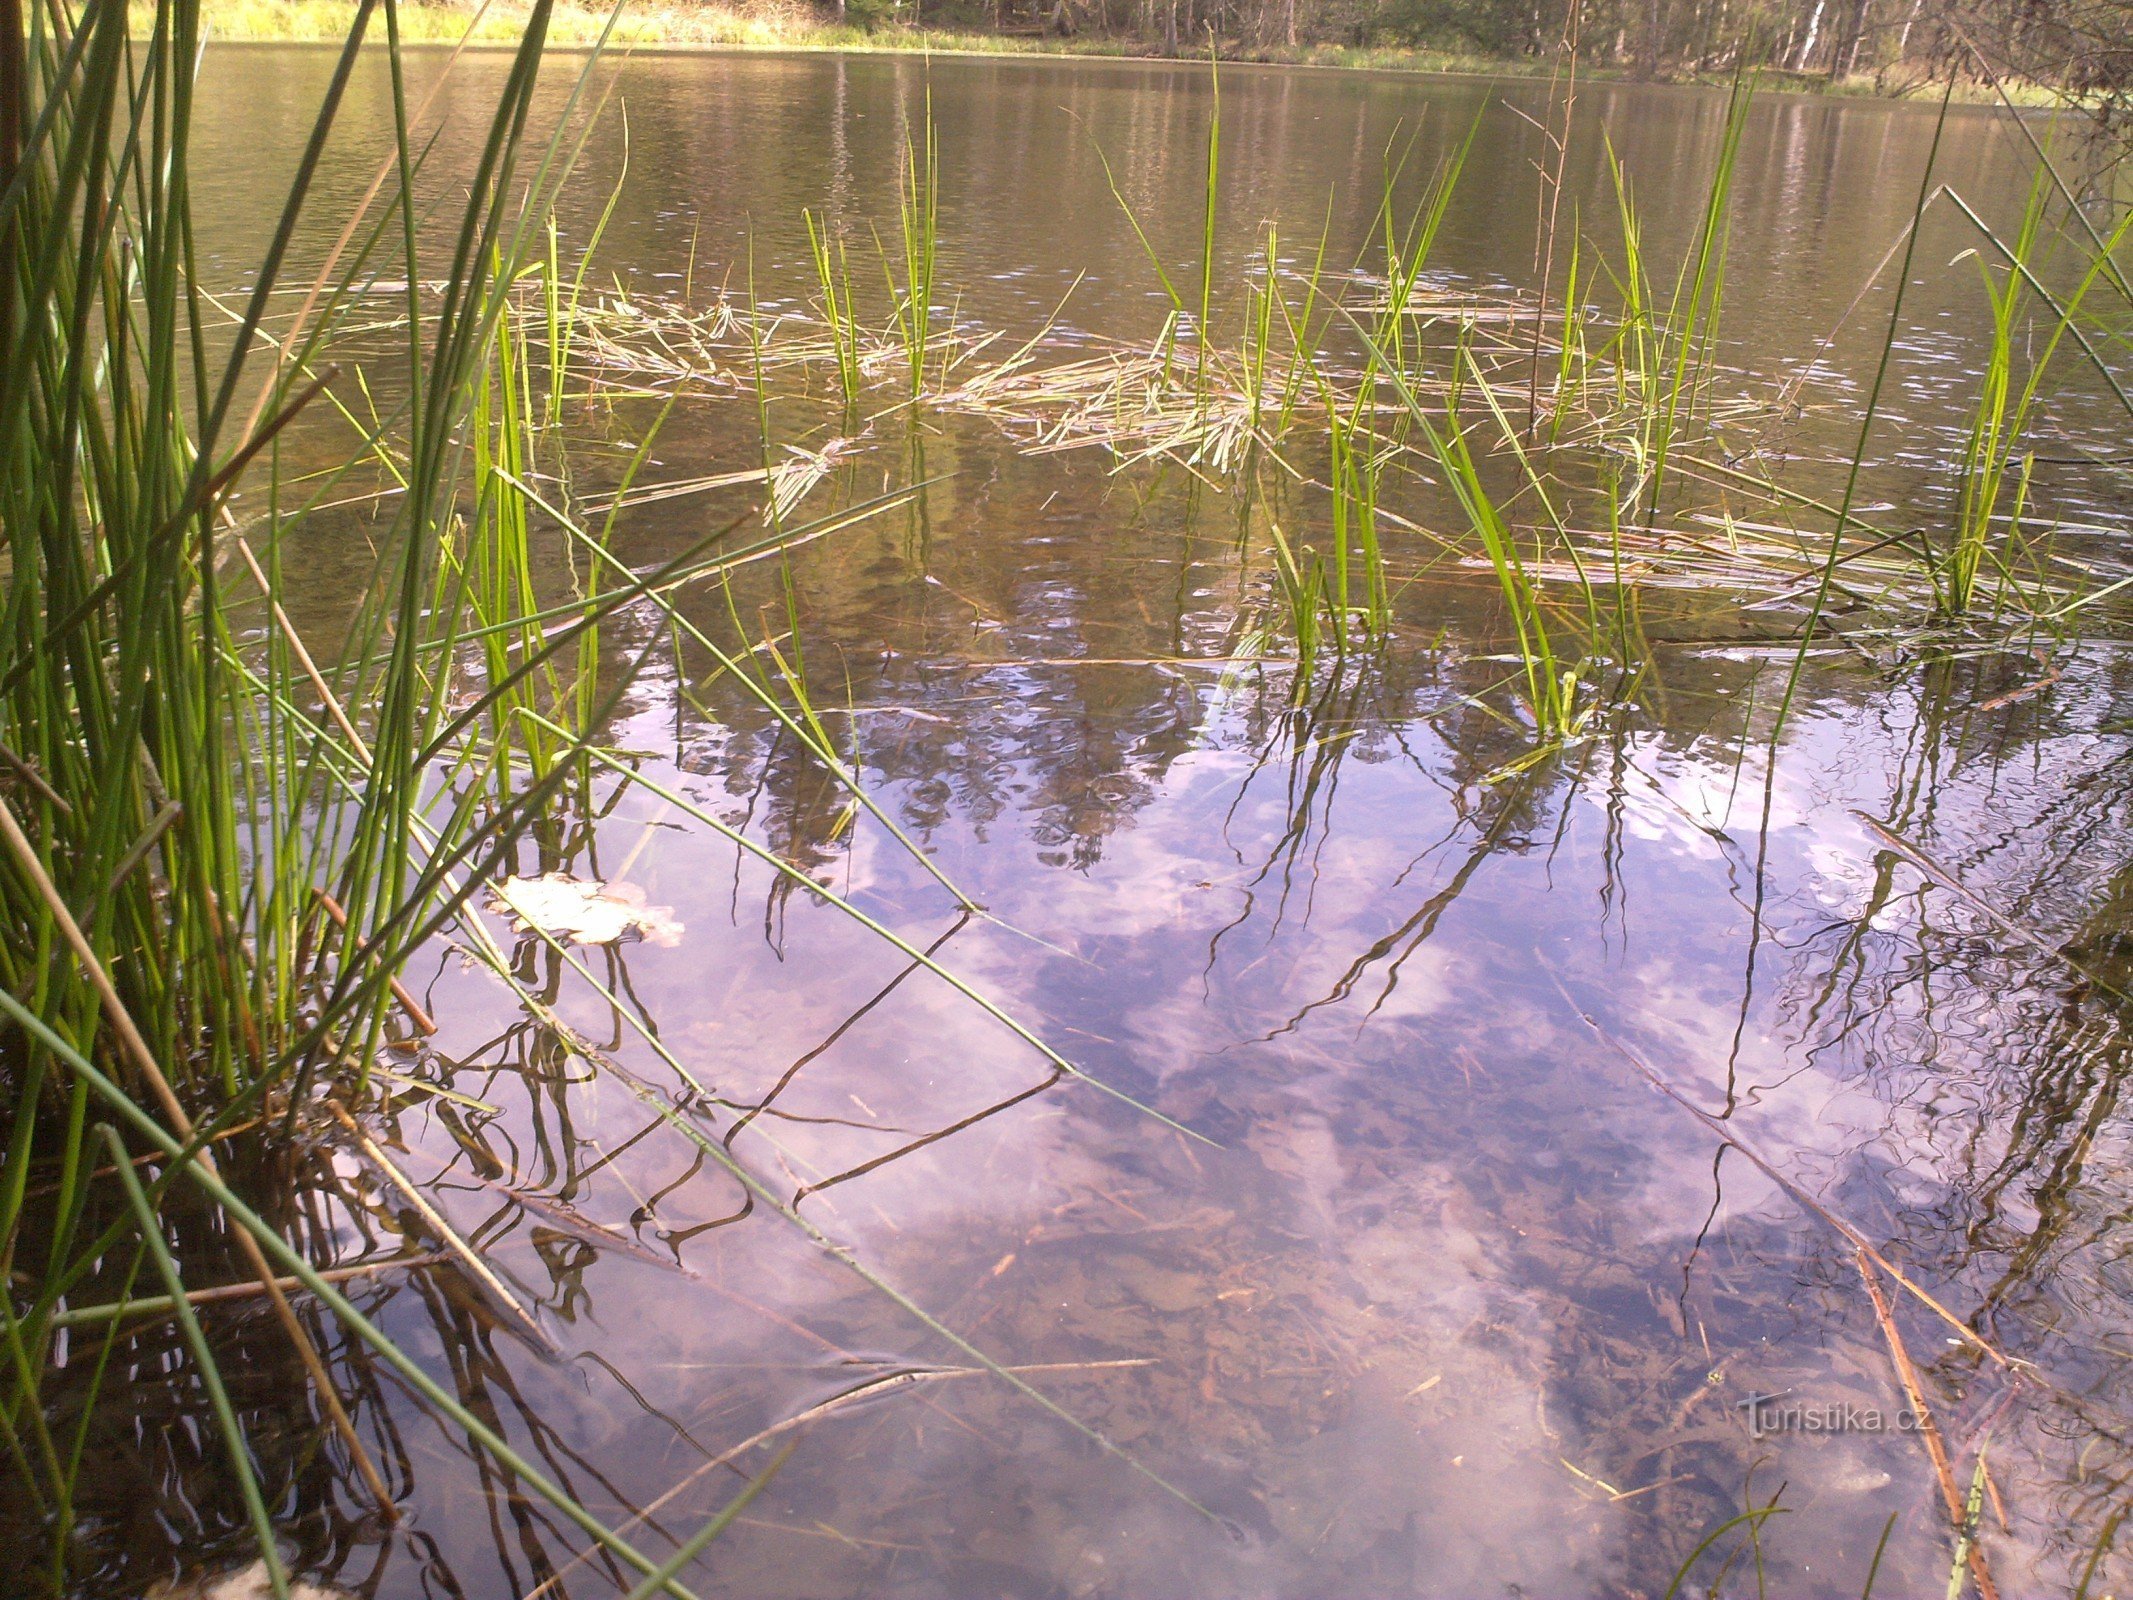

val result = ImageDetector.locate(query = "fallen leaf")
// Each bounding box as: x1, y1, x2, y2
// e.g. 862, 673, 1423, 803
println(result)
488, 872, 684, 947
148, 1559, 353, 1600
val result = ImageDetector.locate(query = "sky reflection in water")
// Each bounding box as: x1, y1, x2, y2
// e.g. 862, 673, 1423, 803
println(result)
120, 47, 2133, 1600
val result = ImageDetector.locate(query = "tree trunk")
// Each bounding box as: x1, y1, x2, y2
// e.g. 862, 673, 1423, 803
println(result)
1825, 0, 1868, 79
1894, 0, 1924, 61
1794, 0, 1827, 69
1636, 0, 1672, 77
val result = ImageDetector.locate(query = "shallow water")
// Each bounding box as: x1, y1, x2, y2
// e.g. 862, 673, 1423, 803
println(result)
47, 46, 2133, 1600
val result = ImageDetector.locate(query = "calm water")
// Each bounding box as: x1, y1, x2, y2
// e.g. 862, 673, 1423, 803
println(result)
62, 47, 2133, 1600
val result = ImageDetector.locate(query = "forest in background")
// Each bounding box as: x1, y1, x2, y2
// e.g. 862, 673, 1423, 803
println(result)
197, 0, 2133, 129
793, 0, 2129, 121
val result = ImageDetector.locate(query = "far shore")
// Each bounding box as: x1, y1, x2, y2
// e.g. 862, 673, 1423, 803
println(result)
177, 0, 2049, 104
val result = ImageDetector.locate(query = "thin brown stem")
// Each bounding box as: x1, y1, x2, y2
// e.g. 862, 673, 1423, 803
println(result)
0, 797, 398, 1519
1857, 1251, 2000, 1600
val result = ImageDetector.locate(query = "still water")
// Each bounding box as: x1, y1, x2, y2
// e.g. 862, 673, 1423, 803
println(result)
80, 46, 2133, 1599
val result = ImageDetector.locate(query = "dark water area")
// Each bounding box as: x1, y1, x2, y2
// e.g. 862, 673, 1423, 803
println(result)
57, 46, 2133, 1600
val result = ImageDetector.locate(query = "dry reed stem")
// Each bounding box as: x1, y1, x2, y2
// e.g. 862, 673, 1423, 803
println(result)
1853, 811, 2130, 1006
313, 890, 438, 1036
231, 529, 372, 760
52, 1250, 453, 1328
0, 739, 69, 813
1856, 1250, 2000, 1600
325, 1099, 553, 1353
1543, 962, 2015, 1369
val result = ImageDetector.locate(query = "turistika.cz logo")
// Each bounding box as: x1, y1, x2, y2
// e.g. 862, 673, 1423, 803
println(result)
1737, 1392, 1926, 1439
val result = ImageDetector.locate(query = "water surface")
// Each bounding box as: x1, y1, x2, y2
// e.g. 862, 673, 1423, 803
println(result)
73, 47, 2133, 1600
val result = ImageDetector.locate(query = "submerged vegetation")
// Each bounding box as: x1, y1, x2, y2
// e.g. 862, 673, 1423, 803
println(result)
3, 0, 2133, 1594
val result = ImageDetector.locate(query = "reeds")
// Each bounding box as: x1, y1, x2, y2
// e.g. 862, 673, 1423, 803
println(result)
1621, 77, 1750, 529
1411, 380, 1587, 747
887, 86, 942, 399
0, 0, 709, 1585
1194, 56, 1220, 406
1942, 152, 2133, 617
526, 63, 2132, 744
6, 32, 2127, 1589
805, 207, 865, 406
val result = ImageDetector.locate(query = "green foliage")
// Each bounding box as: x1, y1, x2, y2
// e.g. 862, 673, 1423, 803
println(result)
887, 86, 942, 399
0, 0, 703, 1583
1942, 153, 2133, 617
1367, 0, 1538, 57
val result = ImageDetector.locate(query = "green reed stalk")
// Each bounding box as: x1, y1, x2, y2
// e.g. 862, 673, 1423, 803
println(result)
1945, 166, 2133, 616
527, 475, 999, 917
102, 1128, 290, 1599
1275, 133, 1478, 656
889, 86, 940, 400
546, 108, 630, 426
1096, 54, 1221, 393
0, 0, 687, 1582
1327, 392, 1354, 633
1595, 136, 1649, 413
1269, 520, 1327, 688
1595, 77, 1749, 532
1772, 80, 1955, 735
805, 206, 864, 406
1096, 138, 1185, 372
468, 254, 564, 791
1547, 222, 1585, 444
2, 997, 700, 1598
1372, 112, 1479, 385
1271, 205, 1336, 443
1436, 411, 1577, 738
1356, 314, 1582, 744
1652, 78, 1749, 519
1241, 224, 1280, 447
1194, 54, 1219, 409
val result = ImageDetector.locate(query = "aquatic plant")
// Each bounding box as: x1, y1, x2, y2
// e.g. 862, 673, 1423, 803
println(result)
516, 61, 2133, 766
0, 0, 744, 1586
543, 113, 631, 427
886, 85, 942, 399
1414, 385, 1587, 746
1941, 153, 2133, 617
805, 206, 866, 406
1195, 55, 1221, 406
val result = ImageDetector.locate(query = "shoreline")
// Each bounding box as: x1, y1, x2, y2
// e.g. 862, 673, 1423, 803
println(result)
177, 1, 2047, 104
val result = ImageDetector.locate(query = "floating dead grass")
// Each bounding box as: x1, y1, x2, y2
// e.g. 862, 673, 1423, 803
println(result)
519, 270, 2119, 650
540, 278, 1542, 476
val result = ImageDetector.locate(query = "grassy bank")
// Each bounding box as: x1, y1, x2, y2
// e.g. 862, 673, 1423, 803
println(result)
173, 0, 2033, 99
175, 0, 1565, 70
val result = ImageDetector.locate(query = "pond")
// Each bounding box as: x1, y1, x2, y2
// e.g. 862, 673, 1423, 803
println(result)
70, 44, 2133, 1600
